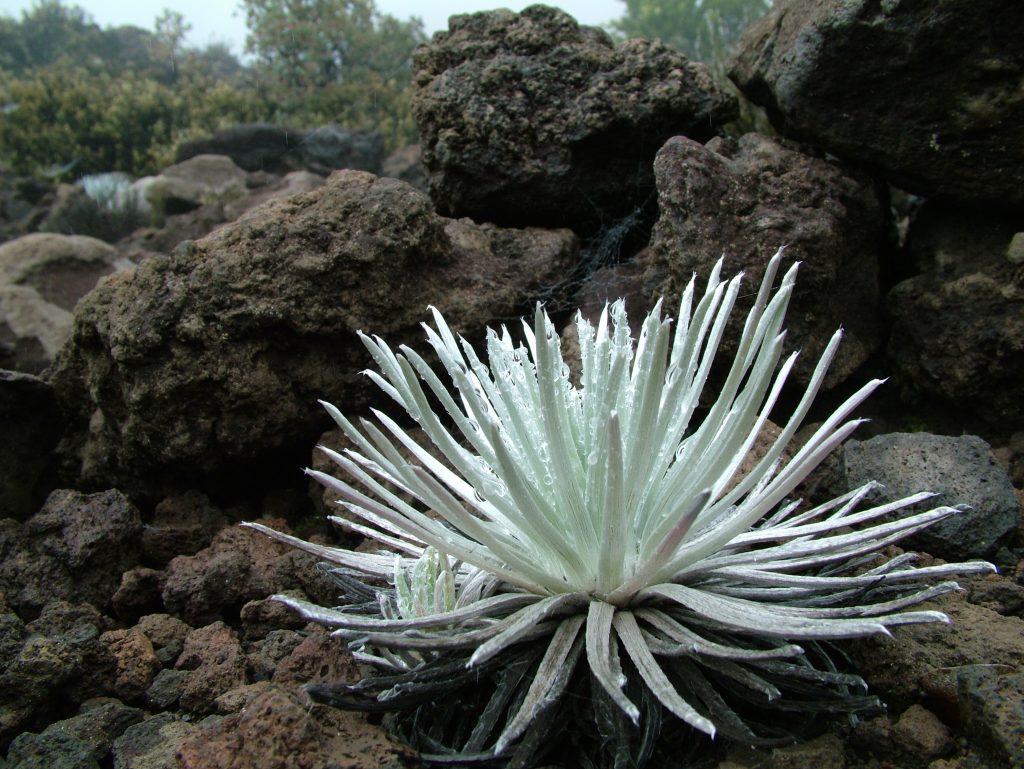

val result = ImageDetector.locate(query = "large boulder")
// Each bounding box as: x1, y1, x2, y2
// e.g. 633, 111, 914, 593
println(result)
0, 233, 130, 374
729, 0, 1024, 205
50, 170, 577, 497
411, 6, 737, 231
887, 200, 1024, 435
143, 155, 249, 215
175, 124, 385, 176
647, 133, 886, 389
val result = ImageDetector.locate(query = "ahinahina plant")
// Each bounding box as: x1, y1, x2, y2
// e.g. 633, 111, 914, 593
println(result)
245, 248, 993, 767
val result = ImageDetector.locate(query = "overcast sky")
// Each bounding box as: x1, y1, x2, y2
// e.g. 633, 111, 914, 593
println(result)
0, 1, 624, 55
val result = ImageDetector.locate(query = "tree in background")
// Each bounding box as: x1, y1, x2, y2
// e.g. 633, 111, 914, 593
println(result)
611, 0, 771, 61
0, 1, 262, 178
153, 9, 191, 81
241, 0, 426, 148
0, 0, 102, 74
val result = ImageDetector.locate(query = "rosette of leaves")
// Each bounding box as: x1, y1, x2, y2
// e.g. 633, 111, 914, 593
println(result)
246, 249, 992, 767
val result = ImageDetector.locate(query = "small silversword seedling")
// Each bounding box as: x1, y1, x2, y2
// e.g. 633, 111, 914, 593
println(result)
247, 249, 992, 766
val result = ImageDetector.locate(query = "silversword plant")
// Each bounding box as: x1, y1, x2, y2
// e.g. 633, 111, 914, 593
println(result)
247, 249, 992, 765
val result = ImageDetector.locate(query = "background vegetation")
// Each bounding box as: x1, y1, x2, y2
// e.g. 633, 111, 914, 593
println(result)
0, 0, 769, 182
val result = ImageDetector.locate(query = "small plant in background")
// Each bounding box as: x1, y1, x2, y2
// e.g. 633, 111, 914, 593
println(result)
40, 171, 151, 243
247, 249, 992, 767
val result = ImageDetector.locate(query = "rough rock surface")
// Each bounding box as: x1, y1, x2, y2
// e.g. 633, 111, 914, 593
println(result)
175, 124, 384, 176
110, 712, 204, 769
50, 170, 576, 497
648, 133, 885, 389
0, 601, 117, 745
0, 233, 129, 373
0, 490, 143, 616
411, 6, 737, 230
6, 700, 143, 767
176, 685, 413, 769
850, 589, 1024, 710
957, 666, 1024, 768
729, 0, 1024, 204
174, 622, 247, 715
161, 522, 334, 627
0, 371, 62, 520
887, 201, 1024, 436
842, 433, 1018, 560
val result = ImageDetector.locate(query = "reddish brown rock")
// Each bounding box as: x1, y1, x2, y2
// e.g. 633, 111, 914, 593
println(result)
849, 590, 1024, 713
175, 622, 247, 715
100, 627, 161, 703
176, 685, 413, 769
271, 625, 359, 687
161, 521, 333, 627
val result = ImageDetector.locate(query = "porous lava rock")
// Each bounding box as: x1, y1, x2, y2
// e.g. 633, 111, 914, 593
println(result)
160, 521, 335, 627
729, 0, 1024, 205
0, 489, 143, 616
176, 685, 413, 769
849, 589, 1024, 711
0, 601, 118, 745
174, 622, 247, 715
648, 133, 885, 389
842, 433, 1019, 560
411, 5, 737, 230
957, 665, 1024, 768
887, 201, 1024, 436
50, 170, 576, 498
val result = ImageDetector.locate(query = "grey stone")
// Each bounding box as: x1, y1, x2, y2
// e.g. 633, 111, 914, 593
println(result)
958, 665, 1024, 769
6, 731, 98, 769
112, 712, 201, 769
145, 668, 190, 711
842, 433, 1018, 559
145, 155, 247, 214
730, 0, 1024, 204
30, 700, 143, 761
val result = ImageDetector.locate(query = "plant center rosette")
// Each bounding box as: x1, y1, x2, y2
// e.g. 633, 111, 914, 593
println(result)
246, 249, 993, 767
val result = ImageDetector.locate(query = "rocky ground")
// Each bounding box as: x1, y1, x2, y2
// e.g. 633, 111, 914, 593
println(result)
0, 2, 1022, 768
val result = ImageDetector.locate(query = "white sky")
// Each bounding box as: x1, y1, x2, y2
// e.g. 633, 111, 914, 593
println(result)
0, 1, 624, 56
